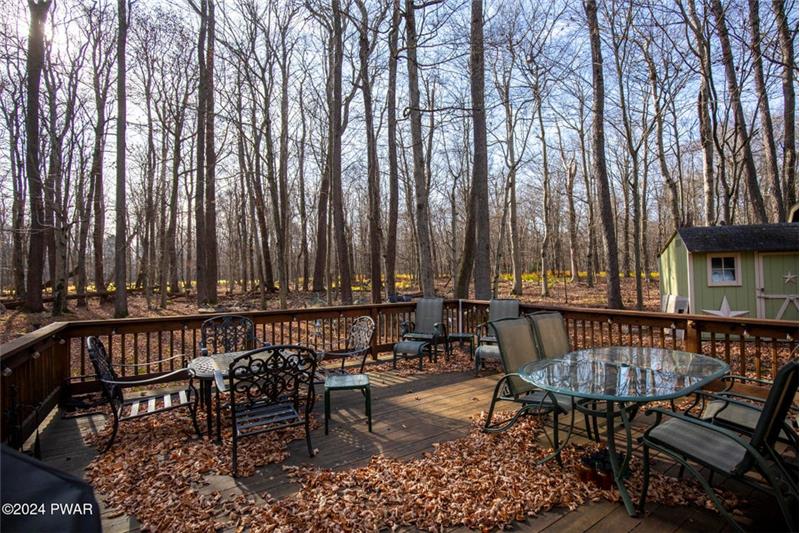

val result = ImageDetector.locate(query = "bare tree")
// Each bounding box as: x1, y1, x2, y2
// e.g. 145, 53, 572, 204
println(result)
585, 0, 622, 309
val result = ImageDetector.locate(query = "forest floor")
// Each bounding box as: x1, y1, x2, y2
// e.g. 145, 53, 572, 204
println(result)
0, 276, 660, 343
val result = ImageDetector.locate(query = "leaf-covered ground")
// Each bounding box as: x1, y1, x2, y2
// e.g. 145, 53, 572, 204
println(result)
83, 405, 739, 532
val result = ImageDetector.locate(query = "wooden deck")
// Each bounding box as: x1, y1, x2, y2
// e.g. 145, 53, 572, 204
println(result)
33, 362, 789, 532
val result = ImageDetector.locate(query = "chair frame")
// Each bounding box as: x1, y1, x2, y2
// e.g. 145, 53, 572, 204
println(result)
221, 344, 318, 477
86, 337, 201, 452
482, 317, 569, 440
198, 315, 265, 356
320, 316, 376, 375
639, 361, 799, 532
476, 298, 520, 346
400, 298, 449, 359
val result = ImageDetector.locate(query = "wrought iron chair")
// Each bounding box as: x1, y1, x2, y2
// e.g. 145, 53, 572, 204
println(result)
399, 297, 448, 359
213, 345, 318, 477
639, 360, 799, 531
86, 337, 200, 452
319, 316, 376, 375
198, 315, 265, 356
483, 317, 573, 439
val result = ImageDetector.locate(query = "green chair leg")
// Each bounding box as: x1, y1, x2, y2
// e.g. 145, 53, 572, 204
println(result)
324, 388, 331, 435
365, 386, 372, 432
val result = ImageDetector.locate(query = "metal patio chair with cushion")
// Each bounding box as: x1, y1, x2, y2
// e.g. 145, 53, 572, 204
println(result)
213, 345, 318, 477
474, 299, 520, 374
198, 315, 266, 356
86, 336, 201, 452
639, 360, 799, 531
319, 316, 376, 376
483, 317, 573, 439
398, 297, 449, 359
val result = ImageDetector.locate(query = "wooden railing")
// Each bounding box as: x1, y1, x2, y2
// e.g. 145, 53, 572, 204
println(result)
2, 299, 797, 446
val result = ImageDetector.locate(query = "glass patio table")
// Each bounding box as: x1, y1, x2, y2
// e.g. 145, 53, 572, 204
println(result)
519, 346, 729, 517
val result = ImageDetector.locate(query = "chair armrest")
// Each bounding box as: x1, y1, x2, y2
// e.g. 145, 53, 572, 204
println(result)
475, 321, 488, 338
100, 367, 194, 387
198, 342, 209, 357
400, 320, 414, 337
322, 348, 367, 359
720, 374, 773, 393
213, 369, 228, 393
433, 322, 448, 338
113, 353, 189, 368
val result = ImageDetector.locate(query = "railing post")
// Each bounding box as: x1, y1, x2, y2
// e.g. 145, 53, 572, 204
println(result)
685, 320, 701, 353
55, 335, 70, 407
370, 307, 379, 360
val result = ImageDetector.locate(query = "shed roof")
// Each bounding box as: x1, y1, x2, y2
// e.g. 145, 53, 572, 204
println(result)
669, 223, 799, 254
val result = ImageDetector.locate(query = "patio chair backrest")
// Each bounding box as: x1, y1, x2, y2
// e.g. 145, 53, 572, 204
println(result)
527, 311, 571, 358
413, 298, 443, 335
228, 345, 318, 412
347, 316, 375, 351
748, 360, 799, 454
488, 299, 520, 322
490, 317, 543, 397
200, 315, 257, 354
86, 337, 122, 407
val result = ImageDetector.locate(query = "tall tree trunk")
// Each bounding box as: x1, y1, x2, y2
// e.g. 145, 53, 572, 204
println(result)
356, 0, 383, 304
710, 0, 768, 223
24, 0, 52, 313
331, 0, 353, 304
384, 0, 400, 297
194, 0, 208, 304
535, 90, 550, 297
203, 0, 218, 304
114, 0, 129, 317
470, 0, 490, 300
297, 85, 309, 292
772, 0, 796, 211
404, 0, 435, 297
747, 0, 784, 221
585, 0, 622, 309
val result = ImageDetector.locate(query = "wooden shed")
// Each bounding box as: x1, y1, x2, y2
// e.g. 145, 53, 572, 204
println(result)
658, 223, 799, 320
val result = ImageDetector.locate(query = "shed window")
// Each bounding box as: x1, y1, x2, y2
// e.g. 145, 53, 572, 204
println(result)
708, 255, 740, 286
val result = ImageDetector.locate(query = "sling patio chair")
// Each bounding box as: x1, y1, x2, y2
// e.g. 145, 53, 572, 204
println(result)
483, 317, 573, 446
639, 360, 799, 532
213, 345, 318, 477
476, 298, 521, 346
86, 336, 201, 451
398, 297, 449, 359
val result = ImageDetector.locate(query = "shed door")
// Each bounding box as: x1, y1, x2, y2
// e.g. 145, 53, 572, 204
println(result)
756, 253, 799, 320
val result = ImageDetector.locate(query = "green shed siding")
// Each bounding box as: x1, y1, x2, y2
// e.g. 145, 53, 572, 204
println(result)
760, 253, 799, 320
659, 235, 689, 299
692, 252, 757, 316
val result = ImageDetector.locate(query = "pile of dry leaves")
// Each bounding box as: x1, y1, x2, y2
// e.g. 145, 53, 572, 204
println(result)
84, 407, 315, 531
84, 404, 742, 532
229, 413, 741, 532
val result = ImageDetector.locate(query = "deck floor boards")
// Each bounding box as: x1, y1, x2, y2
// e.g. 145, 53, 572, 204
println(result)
32, 366, 789, 532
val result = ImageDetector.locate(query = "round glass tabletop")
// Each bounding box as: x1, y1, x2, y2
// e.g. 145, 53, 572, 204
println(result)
518, 346, 730, 402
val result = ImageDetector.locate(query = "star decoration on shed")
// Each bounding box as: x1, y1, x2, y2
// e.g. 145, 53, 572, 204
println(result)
703, 295, 749, 318
784, 272, 797, 284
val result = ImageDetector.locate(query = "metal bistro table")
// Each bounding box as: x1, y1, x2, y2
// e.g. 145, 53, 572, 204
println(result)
188, 351, 249, 441
519, 346, 729, 517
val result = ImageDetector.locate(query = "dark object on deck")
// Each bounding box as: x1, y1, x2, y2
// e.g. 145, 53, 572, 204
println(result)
640, 360, 799, 531
393, 340, 432, 370
0, 444, 102, 533
398, 297, 449, 359
220, 345, 318, 477
388, 293, 413, 303
86, 336, 201, 451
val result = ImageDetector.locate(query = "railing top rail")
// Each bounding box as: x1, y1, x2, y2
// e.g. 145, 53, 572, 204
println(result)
0, 322, 68, 362
456, 299, 797, 329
